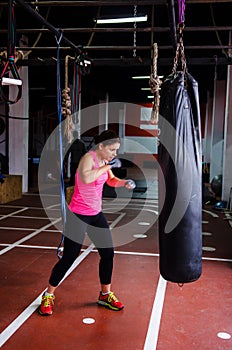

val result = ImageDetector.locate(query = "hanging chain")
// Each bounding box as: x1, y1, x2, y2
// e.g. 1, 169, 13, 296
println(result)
172, 26, 187, 76
133, 5, 137, 58
35, 0, 39, 12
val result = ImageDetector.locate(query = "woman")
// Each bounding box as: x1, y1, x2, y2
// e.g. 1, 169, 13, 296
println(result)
39, 130, 135, 315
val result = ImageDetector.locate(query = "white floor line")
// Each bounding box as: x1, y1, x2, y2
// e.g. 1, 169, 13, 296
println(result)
108, 212, 125, 226
202, 256, 232, 263
224, 212, 232, 228
0, 244, 94, 348
0, 226, 33, 231
103, 202, 158, 208
94, 249, 159, 257
0, 218, 61, 256
1, 240, 232, 263
46, 203, 61, 209
0, 243, 58, 250
0, 207, 28, 221
202, 209, 219, 218
11, 215, 58, 220
143, 275, 167, 350
105, 207, 158, 215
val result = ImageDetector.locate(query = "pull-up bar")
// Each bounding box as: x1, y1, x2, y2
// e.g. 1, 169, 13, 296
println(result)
15, 0, 82, 54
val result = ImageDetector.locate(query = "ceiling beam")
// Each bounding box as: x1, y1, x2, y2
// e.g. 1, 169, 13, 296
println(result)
2, 0, 232, 6
1, 26, 232, 34
1, 45, 231, 50
15, 57, 232, 66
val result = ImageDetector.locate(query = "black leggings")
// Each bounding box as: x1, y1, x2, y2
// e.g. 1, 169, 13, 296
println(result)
49, 211, 114, 287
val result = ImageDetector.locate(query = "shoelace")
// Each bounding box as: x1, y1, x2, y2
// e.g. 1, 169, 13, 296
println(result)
42, 295, 54, 307
107, 292, 118, 303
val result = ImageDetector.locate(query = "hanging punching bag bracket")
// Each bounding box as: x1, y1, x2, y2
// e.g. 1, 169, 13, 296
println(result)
172, 25, 187, 82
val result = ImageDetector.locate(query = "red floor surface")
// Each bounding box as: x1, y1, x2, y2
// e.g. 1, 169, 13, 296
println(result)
0, 194, 232, 349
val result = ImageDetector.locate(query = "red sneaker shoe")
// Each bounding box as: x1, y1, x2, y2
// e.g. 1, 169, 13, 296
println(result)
39, 294, 55, 316
97, 292, 124, 311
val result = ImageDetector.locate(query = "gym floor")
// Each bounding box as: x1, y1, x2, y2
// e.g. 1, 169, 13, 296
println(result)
0, 175, 232, 349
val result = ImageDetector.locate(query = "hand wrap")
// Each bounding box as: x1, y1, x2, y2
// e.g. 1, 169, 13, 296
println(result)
125, 179, 136, 189
108, 158, 122, 168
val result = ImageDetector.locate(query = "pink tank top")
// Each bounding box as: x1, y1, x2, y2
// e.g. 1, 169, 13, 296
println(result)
68, 150, 108, 215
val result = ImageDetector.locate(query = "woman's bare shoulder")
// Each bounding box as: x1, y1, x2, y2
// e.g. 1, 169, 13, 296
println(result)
79, 152, 94, 167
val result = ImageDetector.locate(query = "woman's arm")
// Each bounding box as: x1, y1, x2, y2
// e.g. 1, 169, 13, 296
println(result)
78, 153, 111, 184
106, 170, 127, 188
107, 170, 136, 189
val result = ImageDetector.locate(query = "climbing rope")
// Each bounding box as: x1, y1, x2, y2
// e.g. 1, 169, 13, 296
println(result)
63, 51, 91, 144
149, 43, 162, 124
62, 55, 74, 144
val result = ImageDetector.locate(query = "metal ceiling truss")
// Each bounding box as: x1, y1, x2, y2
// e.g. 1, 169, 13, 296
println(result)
15, 56, 231, 67
2, 26, 232, 34
2, 0, 232, 6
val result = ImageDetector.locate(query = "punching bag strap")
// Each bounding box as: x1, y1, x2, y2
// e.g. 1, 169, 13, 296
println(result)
172, 25, 187, 76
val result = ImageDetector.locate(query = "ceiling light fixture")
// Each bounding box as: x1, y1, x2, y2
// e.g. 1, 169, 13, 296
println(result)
132, 75, 150, 79
132, 75, 163, 79
95, 15, 147, 25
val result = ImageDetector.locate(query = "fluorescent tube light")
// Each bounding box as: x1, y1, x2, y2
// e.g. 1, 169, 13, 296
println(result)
95, 15, 147, 24
143, 87, 161, 91
132, 75, 164, 80
132, 75, 150, 79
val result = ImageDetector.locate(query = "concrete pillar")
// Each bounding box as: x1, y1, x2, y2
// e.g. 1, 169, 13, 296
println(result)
210, 78, 226, 182
222, 65, 232, 202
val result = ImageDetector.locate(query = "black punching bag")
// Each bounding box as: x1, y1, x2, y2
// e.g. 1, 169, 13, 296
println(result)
158, 71, 202, 283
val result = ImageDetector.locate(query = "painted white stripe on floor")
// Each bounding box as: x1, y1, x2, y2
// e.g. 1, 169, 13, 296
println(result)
0, 226, 33, 231
202, 209, 219, 218
0, 244, 94, 348
0, 207, 28, 221
202, 256, 232, 263
224, 212, 232, 228
1, 241, 231, 263
10, 215, 58, 220
0, 218, 61, 256
108, 212, 125, 226
0, 243, 58, 250
97, 249, 159, 257
104, 203, 158, 209
46, 203, 61, 209
105, 207, 158, 215
143, 275, 167, 350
